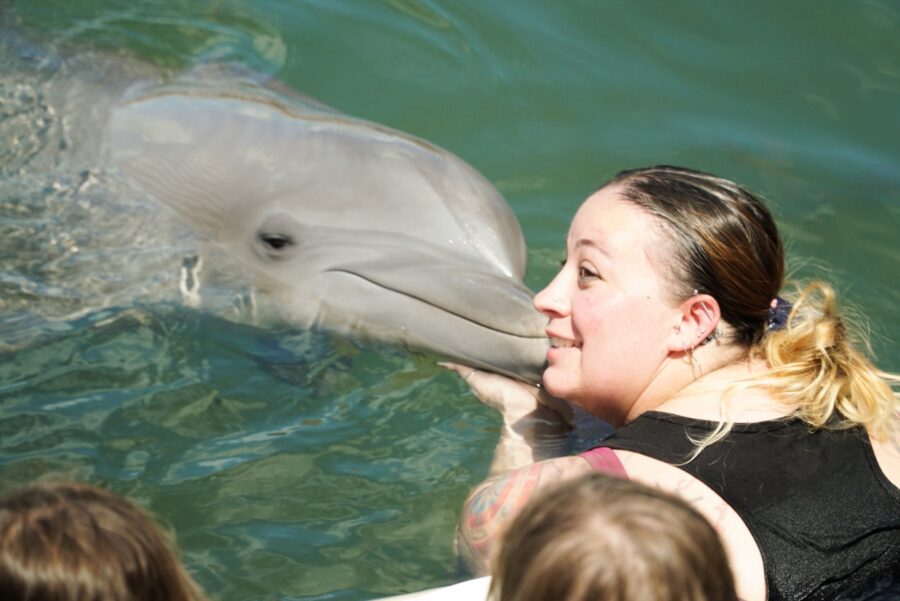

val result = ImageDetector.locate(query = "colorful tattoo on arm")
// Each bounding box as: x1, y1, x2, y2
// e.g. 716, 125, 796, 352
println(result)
458, 461, 563, 568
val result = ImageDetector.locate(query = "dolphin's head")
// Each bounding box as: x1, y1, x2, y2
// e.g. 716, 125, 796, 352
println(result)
107, 86, 548, 381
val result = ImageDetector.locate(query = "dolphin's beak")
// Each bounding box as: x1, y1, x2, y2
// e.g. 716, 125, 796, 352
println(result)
327, 248, 545, 339
360, 264, 550, 382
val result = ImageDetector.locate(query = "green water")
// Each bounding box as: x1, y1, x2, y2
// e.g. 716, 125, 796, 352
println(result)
1, 1, 898, 599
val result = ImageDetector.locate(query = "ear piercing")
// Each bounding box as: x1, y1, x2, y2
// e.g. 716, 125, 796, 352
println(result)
699, 328, 721, 345
694, 293, 720, 345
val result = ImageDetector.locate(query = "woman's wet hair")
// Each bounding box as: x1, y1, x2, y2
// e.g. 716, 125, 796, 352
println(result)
603, 165, 898, 441
489, 473, 737, 601
608, 165, 783, 347
0, 480, 209, 601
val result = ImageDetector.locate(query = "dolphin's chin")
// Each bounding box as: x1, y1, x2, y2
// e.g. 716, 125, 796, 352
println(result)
359, 304, 550, 385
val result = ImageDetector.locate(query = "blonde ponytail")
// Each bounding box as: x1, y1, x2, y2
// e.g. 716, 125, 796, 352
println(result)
757, 281, 899, 440
685, 281, 899, 461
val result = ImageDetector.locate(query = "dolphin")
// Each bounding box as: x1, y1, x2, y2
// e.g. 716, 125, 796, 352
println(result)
104, 79, 549, 381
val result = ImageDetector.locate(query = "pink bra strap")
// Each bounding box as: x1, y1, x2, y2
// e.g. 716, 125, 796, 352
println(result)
578, 446, 628, 479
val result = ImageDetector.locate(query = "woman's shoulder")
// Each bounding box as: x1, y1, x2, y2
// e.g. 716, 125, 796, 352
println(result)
609, 449, 767, 601
869, 424, 900, 490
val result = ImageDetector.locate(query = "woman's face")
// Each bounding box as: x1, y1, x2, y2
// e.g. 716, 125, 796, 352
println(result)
534, 186, 681, 425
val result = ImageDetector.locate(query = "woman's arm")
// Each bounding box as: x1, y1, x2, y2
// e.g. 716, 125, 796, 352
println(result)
457, 454, 594, 571
441, 364, 591, 571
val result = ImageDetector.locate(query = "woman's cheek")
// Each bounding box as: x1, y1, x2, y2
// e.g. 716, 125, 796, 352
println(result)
571, 295, 604, 336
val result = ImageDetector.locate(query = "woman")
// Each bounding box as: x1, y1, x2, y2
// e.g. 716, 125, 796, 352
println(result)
449, 166, 900, 601
0, 480, 210, 601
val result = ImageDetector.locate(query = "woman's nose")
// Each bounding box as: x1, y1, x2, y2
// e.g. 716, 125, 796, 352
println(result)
534, 277, 568, 317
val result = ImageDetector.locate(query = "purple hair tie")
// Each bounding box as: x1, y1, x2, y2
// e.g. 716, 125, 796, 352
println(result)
767, 296, 792, 331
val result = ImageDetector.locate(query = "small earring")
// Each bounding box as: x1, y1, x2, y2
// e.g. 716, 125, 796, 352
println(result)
701, 327, 722, 345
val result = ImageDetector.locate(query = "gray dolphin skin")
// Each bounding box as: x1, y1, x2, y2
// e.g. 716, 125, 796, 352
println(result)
105, 81, 549, 382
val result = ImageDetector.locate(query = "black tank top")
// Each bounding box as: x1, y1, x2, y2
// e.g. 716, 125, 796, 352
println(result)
594, 412, 900, 601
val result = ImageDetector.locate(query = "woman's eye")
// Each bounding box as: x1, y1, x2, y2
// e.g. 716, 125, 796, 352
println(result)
578, 266, 599, 280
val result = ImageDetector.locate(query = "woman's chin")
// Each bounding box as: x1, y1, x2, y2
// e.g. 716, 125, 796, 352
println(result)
540, 374, 620, 426
541, 370, 576, 402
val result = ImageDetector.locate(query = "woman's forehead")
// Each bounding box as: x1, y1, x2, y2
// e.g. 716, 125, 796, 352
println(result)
567, 189, 657, 251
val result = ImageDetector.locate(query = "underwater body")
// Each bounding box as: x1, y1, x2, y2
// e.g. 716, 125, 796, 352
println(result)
1, 1, 898, 600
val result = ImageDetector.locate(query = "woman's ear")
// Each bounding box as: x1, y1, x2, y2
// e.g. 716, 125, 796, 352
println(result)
665, 294, 721, 352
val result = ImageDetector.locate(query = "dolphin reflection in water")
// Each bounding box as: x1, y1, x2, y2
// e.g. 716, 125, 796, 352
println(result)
102, 76, 548, 381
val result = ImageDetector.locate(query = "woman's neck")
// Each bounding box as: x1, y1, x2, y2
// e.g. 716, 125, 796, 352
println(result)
626, 345, 795, 423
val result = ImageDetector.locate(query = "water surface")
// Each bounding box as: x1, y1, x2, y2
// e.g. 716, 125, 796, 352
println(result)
1, 1, 898, 599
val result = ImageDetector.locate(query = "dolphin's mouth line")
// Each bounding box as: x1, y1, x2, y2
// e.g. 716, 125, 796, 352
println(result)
326, 268, 546, 341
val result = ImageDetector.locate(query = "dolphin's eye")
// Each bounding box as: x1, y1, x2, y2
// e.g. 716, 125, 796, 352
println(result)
254, 213, 303, 260
259, 233, 294, 251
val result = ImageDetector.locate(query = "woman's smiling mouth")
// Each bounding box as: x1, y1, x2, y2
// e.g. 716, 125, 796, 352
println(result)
548, 336, 578, 349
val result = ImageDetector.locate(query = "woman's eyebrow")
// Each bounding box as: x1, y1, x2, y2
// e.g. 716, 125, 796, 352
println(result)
575, 238, 609, 256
